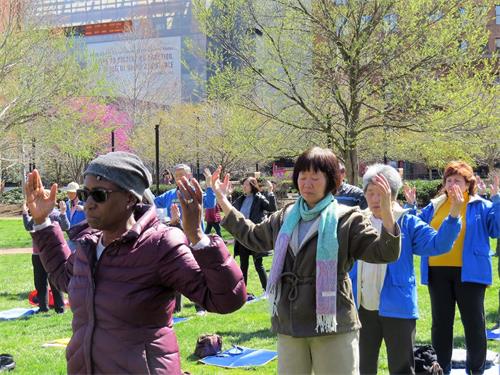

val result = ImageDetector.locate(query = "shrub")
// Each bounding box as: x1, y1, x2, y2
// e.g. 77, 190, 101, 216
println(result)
0, 188, 24, 204
397, 179, 443, 207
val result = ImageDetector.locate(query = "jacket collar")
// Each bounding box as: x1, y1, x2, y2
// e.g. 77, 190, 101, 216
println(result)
430, 193, 482, 212
361, 201, 409, 223
282, 200, 359, 254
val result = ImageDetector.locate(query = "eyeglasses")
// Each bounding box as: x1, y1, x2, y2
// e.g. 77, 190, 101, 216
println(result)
76, 188, 122, 203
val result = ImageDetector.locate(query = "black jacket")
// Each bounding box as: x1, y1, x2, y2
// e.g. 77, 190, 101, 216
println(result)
233, 192, 277, 257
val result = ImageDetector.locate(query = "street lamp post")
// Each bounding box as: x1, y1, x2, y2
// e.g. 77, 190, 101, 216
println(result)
155, 122, 160, 195
111, 130, 115, 152
196, 116, 200, 180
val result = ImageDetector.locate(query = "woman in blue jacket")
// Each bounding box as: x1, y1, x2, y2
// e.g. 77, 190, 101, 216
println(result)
350, 164, 463, 374
404, 161, 499, 375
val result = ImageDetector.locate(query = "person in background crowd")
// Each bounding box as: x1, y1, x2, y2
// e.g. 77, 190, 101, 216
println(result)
162, 169, 173, 185
404, 161, 499, 375
232, 176, 277, 294
350, 164, 462, 375
24, 151, 246, 374
22, 199, 69, 314
63, 181, 86, 251
335, 161, 368, 209
203, 168, 223, 237
154, 163, 215, 315
212, 147, 401, 374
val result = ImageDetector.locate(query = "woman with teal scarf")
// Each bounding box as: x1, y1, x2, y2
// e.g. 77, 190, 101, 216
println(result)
213, 147, 401, 374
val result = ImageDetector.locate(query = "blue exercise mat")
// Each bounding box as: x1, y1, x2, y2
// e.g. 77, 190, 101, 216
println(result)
0, 307, 38, 321
199, 345, 277, 368
173, 317, 188, 324
486, 328, 500, 340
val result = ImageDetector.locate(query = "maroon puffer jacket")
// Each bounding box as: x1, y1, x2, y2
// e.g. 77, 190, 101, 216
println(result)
33, 205, 246, 374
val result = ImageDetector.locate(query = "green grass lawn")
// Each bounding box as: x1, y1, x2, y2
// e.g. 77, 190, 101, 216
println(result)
0, 218, 32, 248
0, 219, 498, 374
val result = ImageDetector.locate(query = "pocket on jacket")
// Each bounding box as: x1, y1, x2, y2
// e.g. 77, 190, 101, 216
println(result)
473, 247, 490, 257
390, 273, 415, 287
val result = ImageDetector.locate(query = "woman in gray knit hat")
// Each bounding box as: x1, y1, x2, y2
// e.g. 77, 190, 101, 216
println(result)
24, 151, 246, 374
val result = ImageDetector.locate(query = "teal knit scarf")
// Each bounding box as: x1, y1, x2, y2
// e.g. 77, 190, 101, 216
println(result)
266, 193, 339, 333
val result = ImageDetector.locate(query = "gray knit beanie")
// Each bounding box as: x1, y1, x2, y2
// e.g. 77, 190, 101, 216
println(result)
84, 151, 152, 200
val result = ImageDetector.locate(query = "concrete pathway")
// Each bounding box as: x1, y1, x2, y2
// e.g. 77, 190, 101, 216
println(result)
0, 248, 32, 255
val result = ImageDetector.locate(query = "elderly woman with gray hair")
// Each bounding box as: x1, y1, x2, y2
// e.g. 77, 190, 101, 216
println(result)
24, 151, 246, 374
349, 164, 463, 375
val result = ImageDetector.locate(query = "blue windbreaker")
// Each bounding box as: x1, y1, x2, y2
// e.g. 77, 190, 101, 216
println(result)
417, 193, 500, 285
350, 207, 461, 319
154, 187, 215, 228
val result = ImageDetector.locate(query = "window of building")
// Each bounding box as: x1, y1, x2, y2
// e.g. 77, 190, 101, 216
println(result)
496, 5, 500, 24
496, 38, 500, 52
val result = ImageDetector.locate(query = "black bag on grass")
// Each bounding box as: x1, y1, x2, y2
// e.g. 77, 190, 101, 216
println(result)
194, 334, 222, 358
414, 345, 443, 375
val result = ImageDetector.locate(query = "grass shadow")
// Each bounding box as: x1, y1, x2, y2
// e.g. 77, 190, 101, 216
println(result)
486, 310, 499, 326
0, 291, 30, 302
216, 328, 275, 344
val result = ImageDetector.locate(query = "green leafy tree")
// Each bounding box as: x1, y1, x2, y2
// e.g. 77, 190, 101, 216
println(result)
194, 0, 497, 184
0, 1, 108, 186
130, 101, 307, 178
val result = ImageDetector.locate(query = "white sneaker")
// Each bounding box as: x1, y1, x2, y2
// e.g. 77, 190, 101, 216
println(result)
196, 309, 207, 316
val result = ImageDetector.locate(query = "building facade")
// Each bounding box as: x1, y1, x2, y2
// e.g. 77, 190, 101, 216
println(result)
33, 0, 207, 105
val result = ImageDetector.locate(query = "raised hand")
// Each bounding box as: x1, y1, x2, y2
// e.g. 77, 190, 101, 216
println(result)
476, 176, 487, 196
403, 184, 416, 205
170, 203, 180, 225
490, 175, 499, 197
24, 170, 58, 224
266, 180, 274, 193
58, 200, 67, 214
176, 176, 204, 244
448, 185, 464, 218
211, 166, 234, 215
371, 174, 396, 234
211, 166, 231, 200
203, 168, 213, 188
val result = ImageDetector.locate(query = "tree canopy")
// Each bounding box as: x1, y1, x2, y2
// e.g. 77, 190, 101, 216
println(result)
194, 0, 498, 183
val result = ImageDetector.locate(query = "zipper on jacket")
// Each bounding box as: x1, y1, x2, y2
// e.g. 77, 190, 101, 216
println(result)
86, 239, 110, 374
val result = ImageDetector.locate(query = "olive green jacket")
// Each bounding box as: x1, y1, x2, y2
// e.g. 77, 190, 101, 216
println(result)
222, 204, 401, 337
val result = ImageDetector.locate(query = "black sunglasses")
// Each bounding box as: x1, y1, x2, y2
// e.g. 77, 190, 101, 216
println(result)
76, 188, 122, 203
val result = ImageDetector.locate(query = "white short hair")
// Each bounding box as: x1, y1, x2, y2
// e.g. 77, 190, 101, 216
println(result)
362, 163, 402, 199
173, 164, 191, 174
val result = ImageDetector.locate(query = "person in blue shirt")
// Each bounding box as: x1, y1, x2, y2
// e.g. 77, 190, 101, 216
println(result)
154, 164, 216, 228
154, 164, 216, 315
350, 164, 463, 375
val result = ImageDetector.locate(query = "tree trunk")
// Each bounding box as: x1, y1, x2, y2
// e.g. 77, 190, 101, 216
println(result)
344, 146, 359, 186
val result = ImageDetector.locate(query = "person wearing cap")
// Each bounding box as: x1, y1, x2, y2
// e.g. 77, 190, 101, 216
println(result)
62, 181, 86, 251
24, 151, 246, 374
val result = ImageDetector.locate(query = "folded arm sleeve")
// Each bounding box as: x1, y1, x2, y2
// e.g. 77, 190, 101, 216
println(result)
32, 224, 74, 293
348, 212, 401, 263
156, 228, 246, 314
